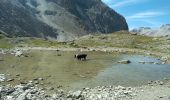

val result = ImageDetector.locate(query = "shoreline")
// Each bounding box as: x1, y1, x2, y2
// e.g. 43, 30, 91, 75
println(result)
1, 46, 170, 63
1, 76, 170, 100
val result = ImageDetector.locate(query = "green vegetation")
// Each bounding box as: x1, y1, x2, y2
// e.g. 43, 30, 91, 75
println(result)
27, 38, 66, 47
0, 39, 13, 49
0, 31, 169, 54
75, 32, 156, 48
74, 31, 170, 53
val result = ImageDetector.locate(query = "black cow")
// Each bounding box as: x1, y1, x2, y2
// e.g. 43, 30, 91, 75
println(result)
74, 54, 87, 60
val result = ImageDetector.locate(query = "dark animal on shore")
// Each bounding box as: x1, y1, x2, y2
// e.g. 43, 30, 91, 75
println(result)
74, 54, 87, 60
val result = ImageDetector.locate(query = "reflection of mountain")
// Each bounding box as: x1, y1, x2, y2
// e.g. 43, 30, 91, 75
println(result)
0, 0, 128, 41
131, 24, 170, 37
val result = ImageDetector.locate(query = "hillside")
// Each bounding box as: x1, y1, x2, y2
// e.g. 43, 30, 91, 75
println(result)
0, 0, 128, 41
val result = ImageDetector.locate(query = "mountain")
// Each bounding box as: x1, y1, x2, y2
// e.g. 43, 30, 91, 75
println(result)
0, 0, 128, 41
131, 24, 170, 37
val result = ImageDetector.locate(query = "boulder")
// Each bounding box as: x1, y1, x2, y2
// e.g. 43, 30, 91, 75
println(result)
72, 90, 82, 99
15, 51, 23, 57
118, 60, 131, 64
0, 74, 6, 82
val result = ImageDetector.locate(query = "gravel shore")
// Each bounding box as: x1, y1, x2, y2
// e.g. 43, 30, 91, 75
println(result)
1, 78, 170, 100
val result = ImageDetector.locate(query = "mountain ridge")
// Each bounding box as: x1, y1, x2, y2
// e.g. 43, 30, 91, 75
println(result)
131, 24, 170, 37
0, 0, 128, 41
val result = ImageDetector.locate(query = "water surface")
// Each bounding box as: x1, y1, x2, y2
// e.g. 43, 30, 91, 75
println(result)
0, 51, 170, 90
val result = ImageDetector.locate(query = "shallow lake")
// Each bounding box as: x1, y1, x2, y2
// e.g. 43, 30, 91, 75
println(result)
0, 50, 170, 90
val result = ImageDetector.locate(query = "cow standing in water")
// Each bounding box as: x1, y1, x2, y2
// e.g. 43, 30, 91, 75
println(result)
74, 54, 87, 60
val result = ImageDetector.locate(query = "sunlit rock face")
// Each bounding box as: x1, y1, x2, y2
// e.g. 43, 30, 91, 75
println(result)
0, 0, 128, 41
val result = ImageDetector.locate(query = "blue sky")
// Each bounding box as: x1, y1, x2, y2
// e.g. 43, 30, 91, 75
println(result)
102, 0, 170, 29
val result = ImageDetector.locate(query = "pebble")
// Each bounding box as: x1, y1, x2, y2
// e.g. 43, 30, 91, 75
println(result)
118, 60, 131, 64
48, 87, 54, 90
16, 74, 20, 76
57, 85, 62, 88
158, 96, 164, 98
34, 81, 39, 84
139, 61, 145, 64
0, 74, 6, 82
7, 79, 14, 82
159, 82, 164, 85
72, 90, 82, 99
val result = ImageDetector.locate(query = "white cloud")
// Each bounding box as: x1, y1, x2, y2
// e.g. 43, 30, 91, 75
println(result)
112, 0, 140, 8
102, 0, 118, 5
102, 0, 147, 8
127, 11, 165, 19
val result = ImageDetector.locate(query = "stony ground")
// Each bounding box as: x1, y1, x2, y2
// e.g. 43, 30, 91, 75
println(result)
0, 33, 170, 100
1, 75, 170, 100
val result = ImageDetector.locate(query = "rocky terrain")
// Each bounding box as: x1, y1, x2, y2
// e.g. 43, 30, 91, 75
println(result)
131, 24, 170, 37
0, 73, 170, 100
0, 31, 170, 99
0, 0, 128, 41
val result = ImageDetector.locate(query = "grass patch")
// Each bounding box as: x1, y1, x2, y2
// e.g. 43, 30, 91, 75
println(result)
0, 31, 168, 54
74, 31, 162, 51
0, 39, 14, 49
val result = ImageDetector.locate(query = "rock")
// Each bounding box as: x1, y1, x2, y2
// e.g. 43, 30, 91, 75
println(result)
139, 61, 145, 64
24, 54, 29, 57
16, 90, 29, 100
123, 91, 129, 95
6, 78, 14, 82
48, 87, 54, 90
118, 60, 131, 64
57, 85, 62, 88
15, 50, 23, 57
34, 81, 39, 84
148, 81, 153, 84
161, 56, 168, 61
6, 96, 14, 99
162, 62, 166, 64
70, 90, 82, 99
159, 81, 164, 85
131, 32, 137, 35
146, 53, 152, 55
0, 74, 6, 82
38, 77, 44, 81
0, 50, 6, 54
6, 88, 15, 95
158, 96, 164, 98
16, 74, 20, 76
79, 75, 86, 78
52, 94, 58, 99
154, 62, 160, 65
20, 81, 28, 85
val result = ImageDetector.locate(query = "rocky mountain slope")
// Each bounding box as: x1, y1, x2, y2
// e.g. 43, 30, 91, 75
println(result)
131, 24, 170, 37
0, 0, 128, 41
